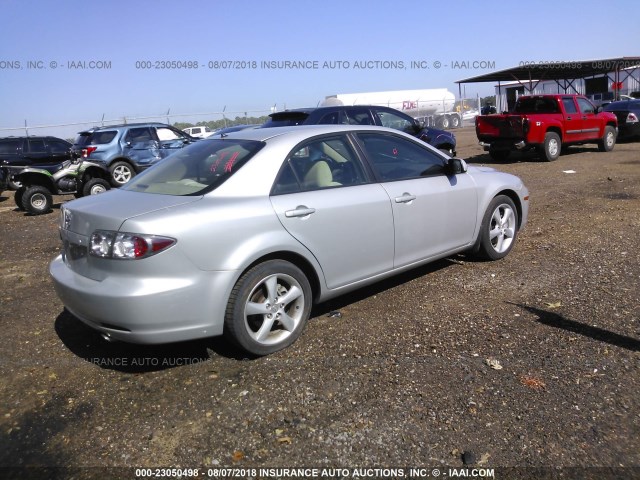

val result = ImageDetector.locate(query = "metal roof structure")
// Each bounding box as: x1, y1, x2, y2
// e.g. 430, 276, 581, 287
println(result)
455, 57, 640, 95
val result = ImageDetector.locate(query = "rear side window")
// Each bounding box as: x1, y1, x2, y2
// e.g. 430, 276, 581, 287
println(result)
345, 108, 374, 125
0, 139, 21, 154
122, 139, 264, 196
562, 98, 578, 114
76, 131, 117, 146
125, 128, 153, 143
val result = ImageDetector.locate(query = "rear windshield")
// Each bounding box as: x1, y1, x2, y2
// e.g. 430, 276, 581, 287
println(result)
514, 97, 560, 114
122, 139, 265, 196
262, 112, 310, 128
74, 130, 117, 146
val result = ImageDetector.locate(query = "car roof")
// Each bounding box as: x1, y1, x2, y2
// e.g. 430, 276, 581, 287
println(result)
79, 122, 169, 133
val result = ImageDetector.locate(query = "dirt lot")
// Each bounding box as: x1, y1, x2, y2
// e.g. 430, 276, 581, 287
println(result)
1, 128, 639, 479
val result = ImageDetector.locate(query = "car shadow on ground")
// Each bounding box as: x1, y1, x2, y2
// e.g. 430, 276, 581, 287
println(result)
311, 256, 463, 318
54, 310, 251, 373
55, 256, 470, 369
512, 303, 640, 352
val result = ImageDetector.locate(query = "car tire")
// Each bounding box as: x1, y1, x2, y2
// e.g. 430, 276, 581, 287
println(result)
82, 178, 110, 197
542, 132, 561, 161
439, 116, 450, 129
109, 161, 135, 186
597, 126, 616, 152
224, 260, 312, 356
474, 195, 519, 261
450, 115, 461, 128
489, 149, 510, 161
14, 187, 26, 211
23, 185, 53, 215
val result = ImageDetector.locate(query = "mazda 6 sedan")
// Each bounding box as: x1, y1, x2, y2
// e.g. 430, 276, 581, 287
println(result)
50, 125, 529, 356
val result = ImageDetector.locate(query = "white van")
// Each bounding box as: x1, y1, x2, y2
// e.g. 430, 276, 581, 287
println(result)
183, 126, 214, 138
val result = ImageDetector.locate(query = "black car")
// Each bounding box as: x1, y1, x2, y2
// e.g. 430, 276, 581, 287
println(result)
604, 100, 640, 139
0, 136, 73, 168
262, 105, 457, 156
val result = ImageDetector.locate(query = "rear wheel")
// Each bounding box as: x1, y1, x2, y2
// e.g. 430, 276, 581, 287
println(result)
439, 116, 450, 129
542, 132, 561, 161
598, 125, 616, 152
23, 185, 53, 215
82, 177, 110, 197
109, 161, 135, 186
450, 115, 461, 128
224, 260, 312, 356
475, 195, 519, 260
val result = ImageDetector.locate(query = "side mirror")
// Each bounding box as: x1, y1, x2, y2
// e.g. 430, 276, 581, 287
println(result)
446, 157, 467, 175
595, 106, 603, 114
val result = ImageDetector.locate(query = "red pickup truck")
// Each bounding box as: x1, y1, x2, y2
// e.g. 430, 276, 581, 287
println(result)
475, 94, 618, 161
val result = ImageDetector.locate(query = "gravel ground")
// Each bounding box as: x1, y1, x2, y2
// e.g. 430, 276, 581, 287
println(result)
0, 127, 639, 480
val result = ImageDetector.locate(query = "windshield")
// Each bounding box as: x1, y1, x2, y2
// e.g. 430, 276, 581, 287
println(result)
122, 139, 265, 196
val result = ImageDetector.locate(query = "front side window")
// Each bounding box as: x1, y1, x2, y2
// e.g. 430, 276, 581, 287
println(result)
373, 108, 417, 134
122, 139, 264, 196
577, 98, 595, 115
272, 136, 368, 195
125, 128, 153, 143
357, 133, 445, 181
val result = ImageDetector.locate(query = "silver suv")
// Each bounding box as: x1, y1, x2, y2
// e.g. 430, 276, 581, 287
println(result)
71, 123, 197, 186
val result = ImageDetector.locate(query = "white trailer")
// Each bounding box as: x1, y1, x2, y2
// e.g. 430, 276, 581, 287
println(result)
321, 88, 462, 128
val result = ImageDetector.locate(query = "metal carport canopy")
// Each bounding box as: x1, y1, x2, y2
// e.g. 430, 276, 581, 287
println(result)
455, 57, 640, 94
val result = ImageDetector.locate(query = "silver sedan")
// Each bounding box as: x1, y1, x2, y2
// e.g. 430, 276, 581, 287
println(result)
50, 125, 529, 356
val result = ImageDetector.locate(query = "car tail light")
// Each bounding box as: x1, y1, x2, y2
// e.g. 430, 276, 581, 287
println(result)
627, 112, 638, 124
90, 230, 175, 259
82, 146, 98, 158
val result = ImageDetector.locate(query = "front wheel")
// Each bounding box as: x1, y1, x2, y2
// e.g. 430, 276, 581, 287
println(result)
224, 260, 312, 356
598, 126, 616, 152
82, 177, 110, 197
474, 195, 519, 260
23, 185, 53, 215
542, 132, 561, 161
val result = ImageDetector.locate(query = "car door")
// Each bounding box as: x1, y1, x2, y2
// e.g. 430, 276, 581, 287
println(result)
23, 138, 50, 166
576, 97, 601, 141
356, 132, 478, 268
561, 97, 582, 143
47, 139, 72, 164
123, 127, 160, 165
270, 135, 394, 289
154, 126, 191, 159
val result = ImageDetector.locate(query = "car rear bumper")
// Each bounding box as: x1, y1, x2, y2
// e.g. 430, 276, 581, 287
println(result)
50, 254, 237, 344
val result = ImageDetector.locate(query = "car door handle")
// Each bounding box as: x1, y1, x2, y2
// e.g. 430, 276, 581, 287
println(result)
395, 193, 416, 204
285, 206, 316, 218
566, 116, 572, 120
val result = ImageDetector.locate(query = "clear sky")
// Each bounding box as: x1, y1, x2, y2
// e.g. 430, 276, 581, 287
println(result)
1, 0, 638, 138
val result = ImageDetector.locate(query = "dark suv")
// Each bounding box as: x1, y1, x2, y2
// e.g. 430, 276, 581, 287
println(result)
0, 136, 73, 190
262, 105, 457, 155
72, 123, 197, 186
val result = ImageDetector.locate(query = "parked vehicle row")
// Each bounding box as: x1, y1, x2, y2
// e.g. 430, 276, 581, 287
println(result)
50, 124, 529, 356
